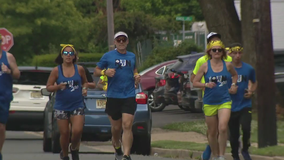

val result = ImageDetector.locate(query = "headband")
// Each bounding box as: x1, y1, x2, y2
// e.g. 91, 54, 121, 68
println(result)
206, 40, 225, 51
60, 44, 76, 54
230, 46, 243, 52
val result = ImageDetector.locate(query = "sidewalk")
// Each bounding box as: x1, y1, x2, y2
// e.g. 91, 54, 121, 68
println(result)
83, 128, 284, 160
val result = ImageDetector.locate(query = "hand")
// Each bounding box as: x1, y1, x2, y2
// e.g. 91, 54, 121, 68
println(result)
244, 90, 253, 99
1, 63, 11, 74
134, 74, 141, 84
205, 82, 216, 88
229, 85, 238, 94
105, 68, 116, 77
82, 88, 87, 96
58, 82, 67, 90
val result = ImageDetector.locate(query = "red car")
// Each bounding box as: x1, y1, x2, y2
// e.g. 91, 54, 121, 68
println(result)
139, 60, 177, 110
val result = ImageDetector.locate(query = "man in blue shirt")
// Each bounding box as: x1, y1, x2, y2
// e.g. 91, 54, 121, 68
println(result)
227, 43, 257, 160
94, 31, 140, 160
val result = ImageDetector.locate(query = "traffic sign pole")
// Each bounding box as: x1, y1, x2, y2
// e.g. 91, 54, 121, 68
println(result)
175, 16, 194, 41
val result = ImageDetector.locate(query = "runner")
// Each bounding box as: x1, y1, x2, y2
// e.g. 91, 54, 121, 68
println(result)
46, 44, 88, 160
0, 33, 21, 160
193, 40, 238, 160
94, 31, 140, 160
190, 32, 233, 160
227, 43, 257, 160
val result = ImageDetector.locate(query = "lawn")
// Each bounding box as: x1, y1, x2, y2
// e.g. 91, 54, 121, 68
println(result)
162, 119, 284, 143
152, 140, 284, 157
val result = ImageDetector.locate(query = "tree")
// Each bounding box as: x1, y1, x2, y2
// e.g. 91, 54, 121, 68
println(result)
253, 0, 277, 148
198, 0, 241, 45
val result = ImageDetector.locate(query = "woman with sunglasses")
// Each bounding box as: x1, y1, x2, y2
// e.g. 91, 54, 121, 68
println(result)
193, 40, 238, 160
46, 44, 88, 160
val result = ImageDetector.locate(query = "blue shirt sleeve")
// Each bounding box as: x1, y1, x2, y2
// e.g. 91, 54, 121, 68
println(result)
249, 67, 256, 83
97, 53, 108, 69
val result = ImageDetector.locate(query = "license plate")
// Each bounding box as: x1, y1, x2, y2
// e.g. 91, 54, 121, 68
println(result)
96, 99, 107, 109
30, 91, 43, 99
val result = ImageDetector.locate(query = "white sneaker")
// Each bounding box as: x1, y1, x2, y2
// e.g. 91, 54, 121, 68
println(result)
218, 157, 226, 160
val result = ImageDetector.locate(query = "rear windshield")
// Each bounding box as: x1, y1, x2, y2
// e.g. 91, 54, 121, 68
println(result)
13, 71, 51, 85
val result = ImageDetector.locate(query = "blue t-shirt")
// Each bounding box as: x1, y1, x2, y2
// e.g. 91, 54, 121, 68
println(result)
228, 62, 256, 112
203, 60, 231, 105
0, 51, 13, 105
54, 64, 84, 111
97, 50, 136, 98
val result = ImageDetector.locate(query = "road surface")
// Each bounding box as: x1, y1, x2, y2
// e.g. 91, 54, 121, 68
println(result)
3, 105, 201, 160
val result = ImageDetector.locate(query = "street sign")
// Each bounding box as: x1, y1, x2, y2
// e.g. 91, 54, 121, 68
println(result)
175, 16, 194, 22
0, 28, 14, 51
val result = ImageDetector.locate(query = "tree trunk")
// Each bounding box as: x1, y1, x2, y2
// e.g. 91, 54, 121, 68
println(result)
198, 0, 242, 45
253, 0, 277, 148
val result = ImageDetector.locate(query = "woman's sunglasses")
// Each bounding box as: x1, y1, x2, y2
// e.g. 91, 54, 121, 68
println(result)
116, 38, 127, 43
62, 51, 75, 56
211, 49, 223, 53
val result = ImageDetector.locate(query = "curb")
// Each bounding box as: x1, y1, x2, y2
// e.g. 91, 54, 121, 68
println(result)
151, 148, 284, 160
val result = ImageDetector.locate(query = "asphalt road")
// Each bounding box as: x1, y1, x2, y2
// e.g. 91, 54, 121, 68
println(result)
2, 105, 203, 160
152, 105, 204, 127
3, 131, 188, 160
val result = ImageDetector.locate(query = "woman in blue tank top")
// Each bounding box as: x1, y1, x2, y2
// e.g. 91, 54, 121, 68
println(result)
46, 44, 88, 160
193, 40, 238, 160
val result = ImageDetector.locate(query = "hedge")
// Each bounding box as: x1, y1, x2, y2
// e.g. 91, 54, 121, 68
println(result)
32, 53, 104, 67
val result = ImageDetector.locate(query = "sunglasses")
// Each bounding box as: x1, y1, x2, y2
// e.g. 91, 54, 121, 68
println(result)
116, 38, 127, 43
62, 51, 75, 56
211, 49, 223, 52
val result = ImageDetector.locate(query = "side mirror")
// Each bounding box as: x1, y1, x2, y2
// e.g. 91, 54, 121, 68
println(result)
41, 88, 51, 96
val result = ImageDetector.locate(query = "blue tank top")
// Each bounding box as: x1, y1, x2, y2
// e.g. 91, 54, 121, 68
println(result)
54, 64, 84, 111
203, 60, 231, 105
0, 50, 13, 104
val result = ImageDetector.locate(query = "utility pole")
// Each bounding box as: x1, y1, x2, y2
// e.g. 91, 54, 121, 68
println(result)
253, 0, 277, 148
106, 0, 115, 51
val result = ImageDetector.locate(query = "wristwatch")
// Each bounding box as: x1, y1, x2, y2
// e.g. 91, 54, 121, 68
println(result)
231, 83, 236, 86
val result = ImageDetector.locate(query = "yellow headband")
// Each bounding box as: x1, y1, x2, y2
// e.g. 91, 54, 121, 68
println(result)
206, 40, 225, 51
60, 44, 76, 54
231, 46, 243, 52
225, 47, 232, 54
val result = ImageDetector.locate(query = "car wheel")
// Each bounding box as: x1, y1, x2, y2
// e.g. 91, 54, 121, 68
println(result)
51, 122, 61, 153
43, 123, 52, 152
149, 91, 166, 112
131, 134, 151, 156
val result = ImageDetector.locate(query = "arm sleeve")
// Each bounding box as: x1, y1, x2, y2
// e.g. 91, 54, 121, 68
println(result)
249, 67, 256, 83
193, 59, 202, 75
96, 53, 108, 69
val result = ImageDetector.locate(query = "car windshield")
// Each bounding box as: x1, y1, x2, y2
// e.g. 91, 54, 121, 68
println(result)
13, 71, 51, 85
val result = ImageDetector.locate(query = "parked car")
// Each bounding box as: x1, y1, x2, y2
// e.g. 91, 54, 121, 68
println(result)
41, 69, 152, 156
163, 53, 204, 109
7, 66, 52, 131
139, 60, 176, 111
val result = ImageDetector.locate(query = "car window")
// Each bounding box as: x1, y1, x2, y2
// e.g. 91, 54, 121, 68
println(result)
13, 71, 50, 85
155, 67, 164, 75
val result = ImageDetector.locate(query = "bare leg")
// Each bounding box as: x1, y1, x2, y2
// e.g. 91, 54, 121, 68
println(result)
205, 115, 219, 157
70, 115, 84, 150
108, 116, 122, 149
57, 119, 70, 157
218, 109, 231, 156
0, 124, 6, 155
122, 113, 134, 156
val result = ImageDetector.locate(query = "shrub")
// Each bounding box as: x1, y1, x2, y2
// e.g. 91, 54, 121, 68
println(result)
31, 53, 104, 67
138, 40, 203, 72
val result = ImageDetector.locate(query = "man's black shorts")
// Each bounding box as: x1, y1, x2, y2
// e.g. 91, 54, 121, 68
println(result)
105, 97, 137, 120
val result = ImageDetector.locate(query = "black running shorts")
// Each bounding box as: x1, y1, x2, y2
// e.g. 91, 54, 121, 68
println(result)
105, 97, 137, 120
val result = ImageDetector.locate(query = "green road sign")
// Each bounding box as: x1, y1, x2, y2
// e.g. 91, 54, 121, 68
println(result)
175, 16, 194, 21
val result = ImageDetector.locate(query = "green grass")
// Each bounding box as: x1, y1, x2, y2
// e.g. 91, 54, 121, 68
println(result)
152, 140, 284, 156
162, 119, 284, 143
